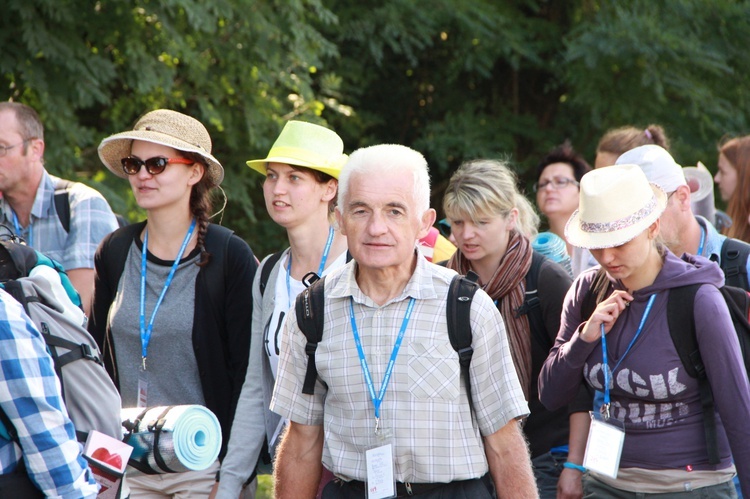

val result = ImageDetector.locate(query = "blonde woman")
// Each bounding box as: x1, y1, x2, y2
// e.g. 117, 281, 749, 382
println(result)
215, 121, 348, 499
443, 159, 587, 498
539, 164, 750, 497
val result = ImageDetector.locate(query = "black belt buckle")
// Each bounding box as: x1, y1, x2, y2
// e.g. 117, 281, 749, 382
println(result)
395, 481, 442, 496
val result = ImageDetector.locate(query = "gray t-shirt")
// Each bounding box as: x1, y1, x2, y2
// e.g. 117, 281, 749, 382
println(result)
110, 241, 204, 408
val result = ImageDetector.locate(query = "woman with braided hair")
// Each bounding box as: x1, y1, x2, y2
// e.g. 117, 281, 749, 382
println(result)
89, 109, 258, 497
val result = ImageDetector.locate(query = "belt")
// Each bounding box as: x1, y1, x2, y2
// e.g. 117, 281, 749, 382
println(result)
344, 477, 477, 497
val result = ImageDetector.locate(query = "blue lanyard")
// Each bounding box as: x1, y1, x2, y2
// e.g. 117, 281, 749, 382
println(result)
139, 218, 197, 369
698, 225, 706, 256
286, 226, 335, 308
11, 210, 32, 247
601, 293, 657, 416
349, 296, 415, 429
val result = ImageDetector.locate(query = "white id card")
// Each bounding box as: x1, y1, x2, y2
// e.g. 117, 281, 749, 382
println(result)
137, 370, 148, 408
365, 443, 396, 499
583, 411, 625, 478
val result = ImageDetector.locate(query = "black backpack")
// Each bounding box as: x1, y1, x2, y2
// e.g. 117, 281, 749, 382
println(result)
717, 237, 750, 290
54, 179, 128, 231
292, 253, 547, 410
292, 272, 481, 400
580, 258, 750, 465
258, 249, 353, 298
667, 284, 750, 464
258, 250, 285, 297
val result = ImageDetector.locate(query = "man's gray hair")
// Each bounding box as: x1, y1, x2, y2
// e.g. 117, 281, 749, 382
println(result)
0, 102, 44, 142
338, 144, 431, 214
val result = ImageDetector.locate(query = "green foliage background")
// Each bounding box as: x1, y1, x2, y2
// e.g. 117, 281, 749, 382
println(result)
3, 0, 749, 257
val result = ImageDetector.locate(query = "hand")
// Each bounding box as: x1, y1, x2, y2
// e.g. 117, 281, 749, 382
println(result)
580, 290, 632, 343
208, 481, 219, 499
557, 467, 584, 499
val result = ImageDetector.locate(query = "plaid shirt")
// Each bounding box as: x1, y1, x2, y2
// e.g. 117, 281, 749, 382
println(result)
271, 254, 529, 483
0, 170, 118, 271
0, 289, 98, 497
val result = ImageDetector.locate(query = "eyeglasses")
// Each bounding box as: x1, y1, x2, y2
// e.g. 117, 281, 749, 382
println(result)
533, 177, 579, 192
121, 156, 194, 176
0, 139, 31, 157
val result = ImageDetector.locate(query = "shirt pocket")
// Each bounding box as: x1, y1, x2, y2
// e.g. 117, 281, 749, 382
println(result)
408, 342, 460, 400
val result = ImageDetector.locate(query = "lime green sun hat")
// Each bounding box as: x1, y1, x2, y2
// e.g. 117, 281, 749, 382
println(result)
246, 121, 348, 179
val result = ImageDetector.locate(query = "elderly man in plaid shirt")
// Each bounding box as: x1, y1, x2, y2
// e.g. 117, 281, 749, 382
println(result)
0, 287, 99, 498
271, 145, 537, 499
0, 102, 118, 315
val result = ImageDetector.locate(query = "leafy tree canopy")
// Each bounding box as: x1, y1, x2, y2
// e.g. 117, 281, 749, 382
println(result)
2, 0, 749, 255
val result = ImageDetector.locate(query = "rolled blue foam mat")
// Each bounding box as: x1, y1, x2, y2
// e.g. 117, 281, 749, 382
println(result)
122, 405, 222, 473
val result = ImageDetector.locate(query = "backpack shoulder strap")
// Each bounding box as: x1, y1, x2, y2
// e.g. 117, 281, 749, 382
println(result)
1, 279, 36, 316
667, 283, 720, 464
720, 285, 750, 362
295, 276, 327, 395
203, 224, 234, 304
667, 284, 704, 379
53, 179, 74, 233
720, 237, 750, 290
104, 222, 146, 291
260, 250, 285, 297
516, 251, 548, 351
446, 271, 480, 414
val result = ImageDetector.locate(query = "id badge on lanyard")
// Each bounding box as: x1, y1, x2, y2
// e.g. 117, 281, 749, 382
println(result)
137, 218, 197, 408
583, 295, 655, 479
137, 369, 149, 408
583, 411, 625, 478
366, 426, 395, 499
351, 298, 414, 499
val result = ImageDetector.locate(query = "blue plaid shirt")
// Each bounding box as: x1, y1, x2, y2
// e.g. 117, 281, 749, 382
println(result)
0, 171, 118, 272
0, 289, 99, 498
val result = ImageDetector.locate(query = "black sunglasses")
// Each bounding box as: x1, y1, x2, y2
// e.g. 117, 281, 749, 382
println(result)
121, 156, 194, 176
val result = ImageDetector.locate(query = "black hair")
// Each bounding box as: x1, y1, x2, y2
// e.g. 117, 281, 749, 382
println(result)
535, 140, 591, 182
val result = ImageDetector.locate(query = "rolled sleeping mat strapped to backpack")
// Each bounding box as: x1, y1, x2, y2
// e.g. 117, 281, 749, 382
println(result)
121, 405, 222, 474
532, 232, 573, 278
684, 163, 718, 228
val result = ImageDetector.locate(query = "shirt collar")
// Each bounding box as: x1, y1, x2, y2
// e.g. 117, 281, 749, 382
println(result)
32, 171, 56, 221
695, 215, 725, 260
327, 248, 439, 306
0, 171, 54, 225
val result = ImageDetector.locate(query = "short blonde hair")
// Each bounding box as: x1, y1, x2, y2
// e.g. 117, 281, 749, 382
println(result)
443, 159, 539, 239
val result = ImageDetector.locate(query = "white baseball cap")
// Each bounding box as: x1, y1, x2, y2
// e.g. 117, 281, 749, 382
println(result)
615, 144, 687, 193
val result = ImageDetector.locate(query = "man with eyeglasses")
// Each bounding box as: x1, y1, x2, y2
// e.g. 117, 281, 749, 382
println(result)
0, 102, 118, 315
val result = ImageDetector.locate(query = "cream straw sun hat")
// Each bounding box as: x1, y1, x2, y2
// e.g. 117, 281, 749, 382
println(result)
98, 109, 224, 186
246, 121, 348, 179
565, 164, 668, 250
